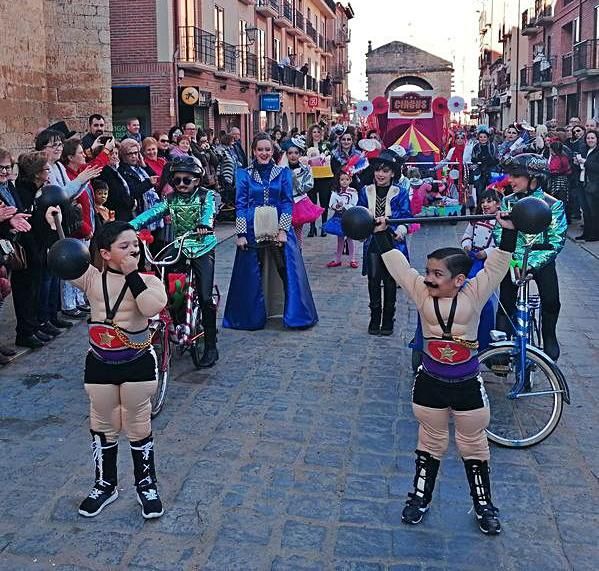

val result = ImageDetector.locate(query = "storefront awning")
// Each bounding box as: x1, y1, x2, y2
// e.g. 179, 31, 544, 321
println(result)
217, 99, 250, 115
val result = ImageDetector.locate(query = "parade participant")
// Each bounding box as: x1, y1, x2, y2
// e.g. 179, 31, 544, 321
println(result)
223, 132, 318, 331
331, 127, 362, 187
324, 171, 359, 268
497, 124, 527, 161
470, 126, 498, 210
461, 188, 501, 350
283, 138, 322, 250
357, 146, 412, 336
496, 154, 567, 360
44, 216, 168, 519
130, 155, 219, 368
372, 212, 518, 535
440, 129, 468, 206
305, 123, 334, 237
547, 139, 572, 222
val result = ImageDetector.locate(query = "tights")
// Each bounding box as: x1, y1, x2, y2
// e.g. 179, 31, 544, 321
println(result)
85, 380, 157, 442
334, 237, 355, 263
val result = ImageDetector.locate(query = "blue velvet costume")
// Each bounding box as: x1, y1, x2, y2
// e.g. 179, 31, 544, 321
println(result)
223, 162, 318, 330
357, 178, 412, 275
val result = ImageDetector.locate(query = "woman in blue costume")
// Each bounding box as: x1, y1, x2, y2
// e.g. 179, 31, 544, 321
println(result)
223, 133, 318, 330
357, 146, 412, 336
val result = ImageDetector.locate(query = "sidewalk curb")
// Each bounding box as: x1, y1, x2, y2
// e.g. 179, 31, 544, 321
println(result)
566, 235, 599, 261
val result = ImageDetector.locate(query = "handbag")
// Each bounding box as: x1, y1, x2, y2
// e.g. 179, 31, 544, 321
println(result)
7, 240, 27, 271
253, 205, 279, 242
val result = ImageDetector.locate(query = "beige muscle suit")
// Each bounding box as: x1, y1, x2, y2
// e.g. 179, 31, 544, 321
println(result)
380, 245, 512, 460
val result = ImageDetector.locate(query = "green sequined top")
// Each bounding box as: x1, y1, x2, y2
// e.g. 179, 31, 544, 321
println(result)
493, 188, 567, 270
130, 188, 218, 258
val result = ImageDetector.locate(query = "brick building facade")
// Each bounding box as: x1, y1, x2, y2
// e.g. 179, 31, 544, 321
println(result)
110, 0, 354, 146
0, 0, 112, 154
366, 41, 453, 101
478, 0, 599, 128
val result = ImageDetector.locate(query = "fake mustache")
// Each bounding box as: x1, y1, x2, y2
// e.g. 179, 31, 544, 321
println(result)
130, 251, 140, 258
423, 281, 439, 289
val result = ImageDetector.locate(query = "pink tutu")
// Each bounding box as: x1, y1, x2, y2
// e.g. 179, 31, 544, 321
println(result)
292, 196, 324, 226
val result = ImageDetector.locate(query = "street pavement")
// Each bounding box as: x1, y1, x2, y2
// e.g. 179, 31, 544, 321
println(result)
0, 222, 598, 570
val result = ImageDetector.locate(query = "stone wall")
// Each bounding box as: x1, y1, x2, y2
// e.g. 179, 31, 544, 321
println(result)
366, 41, 453, 100
0, 0, 111, 155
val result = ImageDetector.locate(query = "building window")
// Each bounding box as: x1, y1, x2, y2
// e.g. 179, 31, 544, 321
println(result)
546, 97, 554, 121
273, 37, 281, 63
239, 20, 249, 76
257, 28, 266, 80
215, 5, 225, 69
573, 17, 580, 45
178, 0, 196, 61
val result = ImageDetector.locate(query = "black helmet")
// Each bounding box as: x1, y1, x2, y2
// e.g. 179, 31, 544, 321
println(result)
501, 153, 549, 178
169, 155, 205, 178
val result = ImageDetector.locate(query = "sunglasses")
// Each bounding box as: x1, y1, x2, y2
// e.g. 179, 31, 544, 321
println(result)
172, 176, 197, 186
159, 139, 169, 143
126, 151, 140, 156
0, 165, 13, 172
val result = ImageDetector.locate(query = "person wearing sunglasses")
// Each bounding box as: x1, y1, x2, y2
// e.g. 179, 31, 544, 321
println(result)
152, 131, 171, 159
130, 156, 219, 367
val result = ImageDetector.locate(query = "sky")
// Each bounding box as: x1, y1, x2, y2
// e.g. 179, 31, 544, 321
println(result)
347, 0, 482, 103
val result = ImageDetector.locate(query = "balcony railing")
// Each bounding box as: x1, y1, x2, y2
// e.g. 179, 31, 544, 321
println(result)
520, 65, 533, 88
573, 39, 599, 74
178, 26, 216, 67
335, 28, 350, 45
306, 21, 317, 43
562, 52, 573, 77
535, 0, 553, 24
532, 56, 555, 84
258, 58, 318, 92
239, 51, 257, 79
216, 41, 236, 74
318, 33, 325, 50
282, 0, 293, 21
295, 10, 304, 32
521, 9, 540, 35
256, 0, 279, 16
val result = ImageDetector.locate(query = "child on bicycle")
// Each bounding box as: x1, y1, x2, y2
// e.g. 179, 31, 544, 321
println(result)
43, 216, 168, 520
130, 155, 219, 368
372, 211, 517, 535
495, 154, 567, 361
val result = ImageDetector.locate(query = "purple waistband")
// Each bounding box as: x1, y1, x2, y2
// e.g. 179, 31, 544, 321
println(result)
89, 345, 147, 364
422, 353, 480, 380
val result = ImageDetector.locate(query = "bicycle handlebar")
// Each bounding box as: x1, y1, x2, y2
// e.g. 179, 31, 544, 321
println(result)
140, 230, 197, 267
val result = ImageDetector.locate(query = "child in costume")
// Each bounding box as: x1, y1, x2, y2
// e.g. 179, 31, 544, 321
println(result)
372, 212, 518, 535
283, 137, 322, 249
130, 155, 219, 368
324, 171, 359, 268
44, 216, 168, 519
357, 145, 412, 336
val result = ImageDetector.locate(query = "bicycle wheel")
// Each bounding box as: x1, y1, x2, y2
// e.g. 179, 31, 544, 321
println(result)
151, 321, 172, 418
189, 302, 205, 369
479, 344, 564, 447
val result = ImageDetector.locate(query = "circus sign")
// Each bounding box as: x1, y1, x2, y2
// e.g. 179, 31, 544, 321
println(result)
388, 90, 434, 119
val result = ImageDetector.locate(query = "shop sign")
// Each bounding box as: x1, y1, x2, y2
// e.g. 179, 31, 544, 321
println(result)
307, 95, 319, 108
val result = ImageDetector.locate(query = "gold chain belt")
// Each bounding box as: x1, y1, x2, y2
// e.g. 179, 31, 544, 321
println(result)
109, 321, 153, 350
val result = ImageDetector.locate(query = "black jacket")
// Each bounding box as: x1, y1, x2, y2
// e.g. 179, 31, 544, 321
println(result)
117, 164, 154, 216
99, 166, 135, 221
584, 147, 599, 185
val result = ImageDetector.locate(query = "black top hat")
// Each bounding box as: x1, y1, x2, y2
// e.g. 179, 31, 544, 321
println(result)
372, 144, 407, 172
48, 121, 78, 139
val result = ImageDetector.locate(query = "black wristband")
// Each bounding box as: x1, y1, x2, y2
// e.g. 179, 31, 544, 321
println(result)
125, 271, 148, 298
499, 228, 518, 253
373, 231, 394, 254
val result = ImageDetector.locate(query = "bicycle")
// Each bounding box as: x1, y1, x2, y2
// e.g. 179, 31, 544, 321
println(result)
139, 231, 221, 417
479, 240, 571, 448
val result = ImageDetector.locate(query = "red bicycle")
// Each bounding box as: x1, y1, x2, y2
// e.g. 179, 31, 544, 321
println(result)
139, 231, 220, 417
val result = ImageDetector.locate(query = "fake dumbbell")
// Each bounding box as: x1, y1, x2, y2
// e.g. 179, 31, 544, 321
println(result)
36, 185, 91, 280
341, 196, 552, 242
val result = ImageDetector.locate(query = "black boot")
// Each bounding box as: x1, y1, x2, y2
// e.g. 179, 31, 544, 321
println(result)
541, 311, 560, 361
402, 450, 440, 525
368, 307, 381, 335
380, 279, 397, 336
380, 309, 395, 336
130, 434, 164, 519
198, 305, 219, 368
463, 459, 501, 535
307, 223, 317, 237
78, 431, 118, 517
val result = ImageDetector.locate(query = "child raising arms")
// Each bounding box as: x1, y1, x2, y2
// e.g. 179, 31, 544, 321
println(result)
373, 211, 517, 535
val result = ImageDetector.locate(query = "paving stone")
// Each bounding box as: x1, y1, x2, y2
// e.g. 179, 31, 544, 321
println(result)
272, 555, 325, 570
334, 526, 393, 558
281, 520, 327, 551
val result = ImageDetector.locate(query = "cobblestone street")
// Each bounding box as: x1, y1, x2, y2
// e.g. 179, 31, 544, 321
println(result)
0, 224, 598, 570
